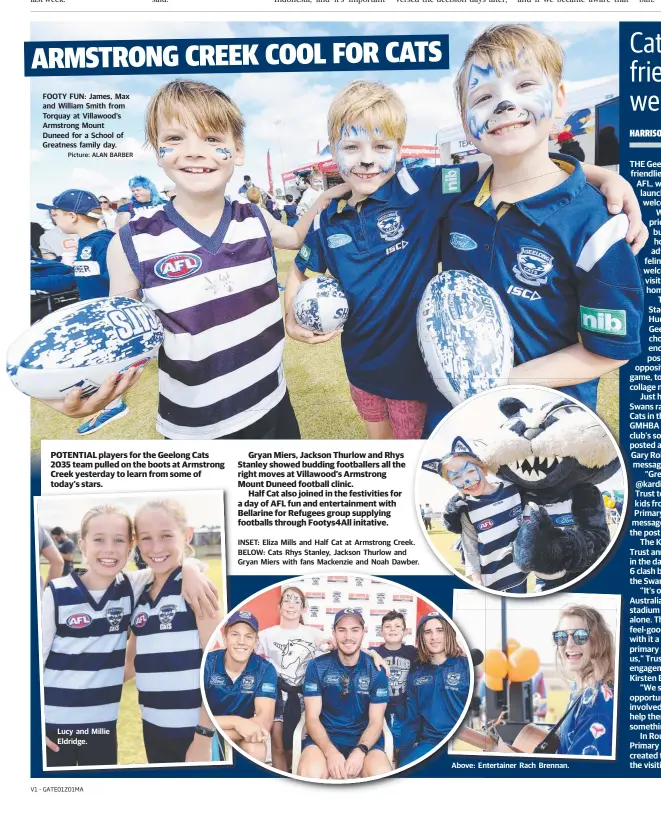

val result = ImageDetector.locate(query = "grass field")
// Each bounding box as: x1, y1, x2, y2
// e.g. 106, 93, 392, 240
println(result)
29, 249, 619, 450
39, 556, 225, 767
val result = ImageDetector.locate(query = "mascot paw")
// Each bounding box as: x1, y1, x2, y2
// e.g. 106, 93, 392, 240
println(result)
514, 503, 569, 576
443, 495, 469, 534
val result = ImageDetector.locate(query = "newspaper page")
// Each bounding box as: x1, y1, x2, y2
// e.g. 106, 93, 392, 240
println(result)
4, 0, 661, 806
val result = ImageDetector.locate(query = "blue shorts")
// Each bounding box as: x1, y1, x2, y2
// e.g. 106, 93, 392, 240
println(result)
302, 734, 385, 755
388, 708, 406, 744
398, 741, 439, 766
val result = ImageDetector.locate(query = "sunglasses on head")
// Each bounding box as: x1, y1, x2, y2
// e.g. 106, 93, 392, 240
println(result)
341, 675, 350, 698
553, 628, 590, 647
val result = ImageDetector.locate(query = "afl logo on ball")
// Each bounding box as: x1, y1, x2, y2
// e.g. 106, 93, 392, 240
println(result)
477, 519, 494, 531
66, 613, 92, 629
133, 612, 148, 628
154, 252, 202, 281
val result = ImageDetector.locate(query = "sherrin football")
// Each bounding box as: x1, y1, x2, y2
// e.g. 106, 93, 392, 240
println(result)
417, 270, 514, 406
6, 296, 164, 400
293, 276, 349, 335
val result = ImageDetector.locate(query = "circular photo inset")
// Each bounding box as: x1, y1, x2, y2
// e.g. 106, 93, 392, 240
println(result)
200, 574, 474, 783
416, 386, 626, 597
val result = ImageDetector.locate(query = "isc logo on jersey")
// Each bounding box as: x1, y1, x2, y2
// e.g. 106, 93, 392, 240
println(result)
507, 284, 542, 302
154, 252, 202, 281
66, 613, 92, 629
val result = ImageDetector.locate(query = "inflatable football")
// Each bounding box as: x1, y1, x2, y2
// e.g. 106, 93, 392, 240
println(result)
293, 276, 349, 334
7, 296, 164, 400
417, 270, 513, 406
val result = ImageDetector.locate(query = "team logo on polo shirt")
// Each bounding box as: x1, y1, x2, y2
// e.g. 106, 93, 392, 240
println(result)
376, 210, 405, 242
513, 247, 554, 287
327, 234, 352, 249
80, 245, 93, 260
105, 607, 124, 632
158, 604, 177, 630
446, 672, 462, 687
357, 675, 370, 692
450, 233, 478, 251
241, 675, 256, 692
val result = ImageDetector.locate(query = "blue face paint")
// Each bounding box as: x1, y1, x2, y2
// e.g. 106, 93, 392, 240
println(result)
215, 147, 232, 160
334, 124, 396, 178
465, 58, 555, 142
158, 147, 173, 159
446, 461, 483, 490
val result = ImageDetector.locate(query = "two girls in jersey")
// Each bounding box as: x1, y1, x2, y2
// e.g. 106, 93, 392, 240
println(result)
41, 503, 217, 767
433, 436, 528, 593
397, 613, 471, 766
126, 499, 222, 764
554, 604, 615, 757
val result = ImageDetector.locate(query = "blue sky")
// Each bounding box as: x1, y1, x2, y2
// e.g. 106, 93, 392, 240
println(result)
30, 20, 618, 220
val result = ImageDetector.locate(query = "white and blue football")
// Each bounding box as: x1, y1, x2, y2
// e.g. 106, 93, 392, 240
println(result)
417, 270, 513, 406
6, 296, 164, 400
293, 276, 349, 335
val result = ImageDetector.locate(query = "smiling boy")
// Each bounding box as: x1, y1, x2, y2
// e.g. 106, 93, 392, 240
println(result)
442, 25, 644, 411
41, 79, 341, 438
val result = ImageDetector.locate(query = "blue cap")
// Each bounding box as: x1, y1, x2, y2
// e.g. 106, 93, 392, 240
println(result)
225, 609, 259, 633
36, 189, 102, 217
333, 607, 365, 628
416, 612, 445, 641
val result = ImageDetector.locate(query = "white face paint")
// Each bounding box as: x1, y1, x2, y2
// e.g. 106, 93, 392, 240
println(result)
334, 125, 398, 180
465, 57, 555, 144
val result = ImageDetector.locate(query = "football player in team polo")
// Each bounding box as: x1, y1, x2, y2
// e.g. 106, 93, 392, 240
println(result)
298, 608, 391, 780
204, 610, 278, 764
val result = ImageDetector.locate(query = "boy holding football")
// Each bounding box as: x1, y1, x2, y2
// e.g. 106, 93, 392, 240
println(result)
287, 78, 646, 438
41, 79, 344, 440
442, 24, 644, 411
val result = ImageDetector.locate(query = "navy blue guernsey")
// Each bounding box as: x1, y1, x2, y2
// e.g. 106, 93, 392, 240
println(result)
204, 650, 278, 718
303, 651, 389, 748
72, 229, 114, 301
398, 656, 471, 751
295, 163, 479, 400
373, 644, 418, 718
130, 567, 202, 741
441, 154, 643, 410
44, 572, 134, 728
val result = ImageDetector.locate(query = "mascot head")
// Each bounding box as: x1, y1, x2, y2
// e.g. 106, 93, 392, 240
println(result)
476, 397, 620, 501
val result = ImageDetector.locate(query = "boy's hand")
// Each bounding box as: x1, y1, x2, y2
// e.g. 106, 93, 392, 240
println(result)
285, 312, 341, 345
600, 176, 648, 255
321, 183, 351, 203
39, 368, 142, 418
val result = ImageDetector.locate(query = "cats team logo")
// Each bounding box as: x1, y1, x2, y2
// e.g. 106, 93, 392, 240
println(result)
355, 577, 364, 587
158, 604, 177, 630
357, 675, 370, 692
241, 675, 256, 692
446, 672, 462, 687
105, 607, 124, 632
513, 247, 554, 287
376, 210, 405, 242
80, 245, 93, 260
311, 577, 320, 586
376, 592, 386, 605
332, 591, 343, 603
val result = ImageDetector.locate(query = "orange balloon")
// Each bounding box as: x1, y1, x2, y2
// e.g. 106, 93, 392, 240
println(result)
485, 674, 504, 692
507, 638, 520, 657
508, 647, 540, 683
485, 649, 509, 679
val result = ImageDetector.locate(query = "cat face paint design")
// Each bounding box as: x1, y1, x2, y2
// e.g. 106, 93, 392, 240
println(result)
465, 58, 555, 145
215, 147, 232, 160
446, 460, 484, 491
158, 146, 174, 159
334, 124, 398, 180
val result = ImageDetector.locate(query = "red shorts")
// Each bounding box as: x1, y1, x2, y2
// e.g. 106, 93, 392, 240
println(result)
349, 384, 427, 440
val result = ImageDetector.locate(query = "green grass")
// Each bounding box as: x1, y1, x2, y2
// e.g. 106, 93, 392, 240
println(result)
29, 250, 619, 448
39, 556, 225, 767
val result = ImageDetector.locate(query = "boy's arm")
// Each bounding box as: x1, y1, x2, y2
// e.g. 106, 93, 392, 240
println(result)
509, 345, 627, 388
283, 264, 342, 345
265, 185, 350, 250
582, 164, 647, 254
37, 235, 143, 418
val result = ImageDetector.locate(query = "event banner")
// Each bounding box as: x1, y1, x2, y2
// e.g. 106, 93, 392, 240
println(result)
6, 0, 661, 803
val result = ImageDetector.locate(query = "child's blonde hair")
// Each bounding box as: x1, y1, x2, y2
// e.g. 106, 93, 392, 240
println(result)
327, 80, 407, 146
145, 79, 245, 150
134, 499, 195, 559
246, 186, 262, 205
439, 453, 489, 484
80, 504, 133, 540
454, 25, 564, 122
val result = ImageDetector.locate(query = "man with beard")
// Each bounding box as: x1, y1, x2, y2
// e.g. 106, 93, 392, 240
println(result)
203, 610, 278, 762
298, 608, 391, 780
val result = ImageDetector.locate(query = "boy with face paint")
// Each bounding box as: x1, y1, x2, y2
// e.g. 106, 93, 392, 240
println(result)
40, 79, 346, 439
442, 24, 645, 413
422, 436, 529, 592
287, 79, 646, 439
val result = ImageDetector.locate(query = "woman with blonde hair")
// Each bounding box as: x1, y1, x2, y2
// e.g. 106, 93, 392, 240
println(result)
553, 603, 615, 756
